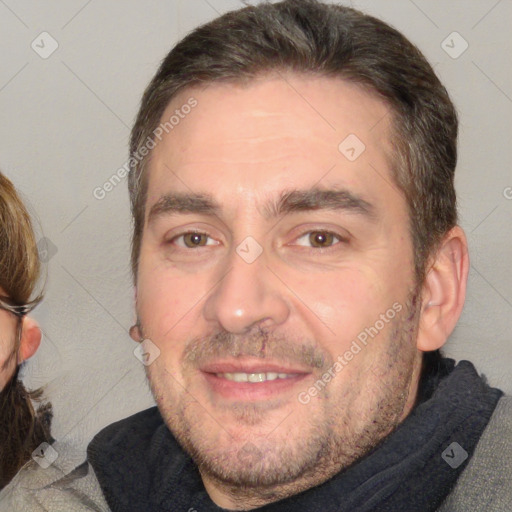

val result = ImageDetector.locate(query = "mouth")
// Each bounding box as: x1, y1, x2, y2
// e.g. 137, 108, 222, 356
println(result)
215, 371, 301, 382
199, 359, 311, 400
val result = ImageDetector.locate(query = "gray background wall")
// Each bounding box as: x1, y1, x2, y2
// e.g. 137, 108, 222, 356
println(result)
1, 0, 511, 454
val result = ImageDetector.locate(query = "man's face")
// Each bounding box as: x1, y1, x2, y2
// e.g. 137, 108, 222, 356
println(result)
135, 74, 424, 502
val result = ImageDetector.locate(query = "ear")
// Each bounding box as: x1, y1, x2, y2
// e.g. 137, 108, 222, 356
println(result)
129, 323, 143, 342
130, 286, 143, 342
416, 226, 469, 351
18, 316, 41, 362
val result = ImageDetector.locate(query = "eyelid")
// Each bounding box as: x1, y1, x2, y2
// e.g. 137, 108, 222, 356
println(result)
163, 224, 349, 251
294, 230, 343, 247
162, 221, 222, 242
169, 230, 219, 248
288, 225, 350, 246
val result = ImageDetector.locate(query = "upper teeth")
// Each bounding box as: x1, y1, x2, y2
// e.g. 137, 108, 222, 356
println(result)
217, 372, 295, 383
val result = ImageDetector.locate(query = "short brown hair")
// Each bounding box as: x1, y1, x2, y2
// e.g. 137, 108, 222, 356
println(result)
128, 0, 458, 284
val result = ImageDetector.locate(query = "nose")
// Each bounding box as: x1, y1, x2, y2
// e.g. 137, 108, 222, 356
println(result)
202, 243, 290, 334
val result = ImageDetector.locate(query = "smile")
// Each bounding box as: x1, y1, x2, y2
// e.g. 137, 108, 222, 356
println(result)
215, 372, 301, 383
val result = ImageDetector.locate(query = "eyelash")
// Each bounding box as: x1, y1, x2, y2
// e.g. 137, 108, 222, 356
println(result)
170, 231, 218, 248
293, 231, 345, 252
167, 229, 347, 250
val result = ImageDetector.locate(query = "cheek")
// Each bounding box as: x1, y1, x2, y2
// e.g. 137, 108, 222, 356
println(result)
136, 260, 207, 344
293, 267, 387, 317
0, 316, 16, 355
137, 280, 180, 336
0, 321, 16, 389
290, 267, 401, 349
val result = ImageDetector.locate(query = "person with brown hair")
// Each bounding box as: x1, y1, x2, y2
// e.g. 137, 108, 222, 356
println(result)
1, 1, 510, 510
0, 171, 52, 489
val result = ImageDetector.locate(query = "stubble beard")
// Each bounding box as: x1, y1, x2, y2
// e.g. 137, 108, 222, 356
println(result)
144, 288, 422, 508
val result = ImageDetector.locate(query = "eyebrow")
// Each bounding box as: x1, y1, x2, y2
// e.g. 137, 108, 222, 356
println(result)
265, 188, 375, 219
147, 187, 376, 224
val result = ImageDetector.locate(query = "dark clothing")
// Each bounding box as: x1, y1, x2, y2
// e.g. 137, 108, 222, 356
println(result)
86, 359, 501, 511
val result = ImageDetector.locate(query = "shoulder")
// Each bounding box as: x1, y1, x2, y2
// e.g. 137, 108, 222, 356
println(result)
0, 409, 162, 512
86, 406, 165, 466
0, 441, 109, 511
88, 406, 162, 447
438, 395, 512, 511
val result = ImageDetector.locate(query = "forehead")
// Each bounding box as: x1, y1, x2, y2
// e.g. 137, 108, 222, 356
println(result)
146, 73, 401, 216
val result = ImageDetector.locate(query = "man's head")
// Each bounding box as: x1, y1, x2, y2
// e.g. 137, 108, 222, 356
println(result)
127, 1, 468, 508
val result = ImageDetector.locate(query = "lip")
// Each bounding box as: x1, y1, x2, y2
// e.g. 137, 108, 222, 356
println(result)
199, 358, 312, 375
200, 358, 311, 401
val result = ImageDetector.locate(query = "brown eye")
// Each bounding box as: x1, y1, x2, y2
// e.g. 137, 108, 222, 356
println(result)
308, 231, 335, 247
182, 233, 208, 247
